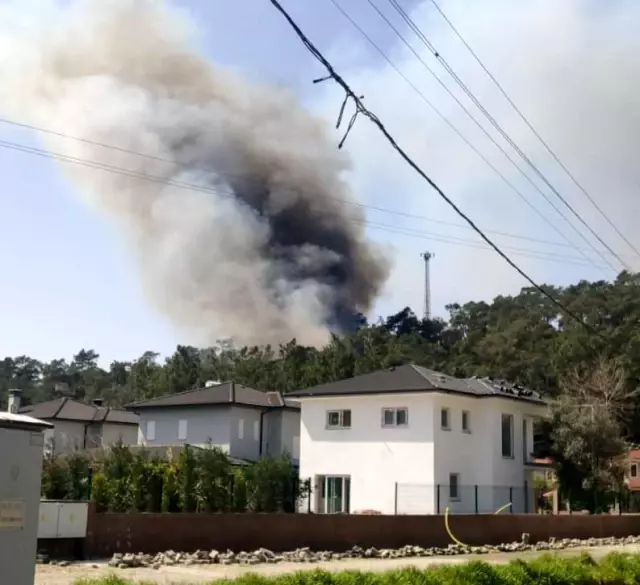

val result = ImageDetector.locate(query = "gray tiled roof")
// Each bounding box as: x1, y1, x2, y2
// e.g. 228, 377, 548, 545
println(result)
287, 363, 545, 404
126, 382, 299, 411
20, 397, 139, 424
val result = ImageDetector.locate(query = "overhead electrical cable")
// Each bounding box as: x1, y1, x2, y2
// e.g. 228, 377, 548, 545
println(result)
371, 0, 628, 271
426, 0, 640, 260
267, 0, 603, 336
2, 116, 624, 258
0, 136, 602, 269
326, 0, 609, 273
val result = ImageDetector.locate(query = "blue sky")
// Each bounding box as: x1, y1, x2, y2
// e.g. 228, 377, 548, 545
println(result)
0, 0, 638, 366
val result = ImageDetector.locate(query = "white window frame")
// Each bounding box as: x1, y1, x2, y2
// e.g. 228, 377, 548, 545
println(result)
501, 413, 514, 458
316, 475, 351, 514
462, 410, 471, 433
238, 418, 245, 440
326, 409, 351, 429
146, 420, 156, 441
381, 407, 408, 427
178, 419, 188, 441
631, 464, 638, 478
449, 473, 460, 501
440, 407, 450, 430
253, 420, 260, 442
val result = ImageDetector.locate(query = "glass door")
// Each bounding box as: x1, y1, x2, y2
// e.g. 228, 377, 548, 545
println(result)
324, 476, 351, 513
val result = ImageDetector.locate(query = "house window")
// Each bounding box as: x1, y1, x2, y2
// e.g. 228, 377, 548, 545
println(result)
440, 407, 450, 430
178, 419, 188, 441
146, 420, 156, 441
326, 410, 351, 429
522, 418, 528, 462
449, 473, 460, 500
462, 410, 470, 433
501, 414, 514, 458
382, 407, 408, 427
631, 464, 638, 478
238, 418, 244, 439
253, 420, 260, 442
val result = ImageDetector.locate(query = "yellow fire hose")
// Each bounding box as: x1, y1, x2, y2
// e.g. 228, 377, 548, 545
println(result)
444, 502, 512, 547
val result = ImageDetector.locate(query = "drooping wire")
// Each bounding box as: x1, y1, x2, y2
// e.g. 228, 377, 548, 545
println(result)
375, 0, 629, 271
0, 137, 603, 268
426, 0, 640, 260
268, 0, 604, 336
325, 0, 608, 274
3, 116, 624, 257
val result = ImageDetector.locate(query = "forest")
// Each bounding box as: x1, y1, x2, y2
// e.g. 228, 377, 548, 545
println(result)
3, 271, 640, 509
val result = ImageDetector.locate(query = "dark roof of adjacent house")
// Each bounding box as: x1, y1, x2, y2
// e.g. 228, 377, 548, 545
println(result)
287, 363, 545, 404
20, 397, 139, 425
126, 381, 300, 411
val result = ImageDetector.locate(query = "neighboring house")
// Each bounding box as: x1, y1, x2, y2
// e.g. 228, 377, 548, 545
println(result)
128, 381, 300, 464
15, 393, 139, 455
626, 449, 640, 490
288, 363, 548, 515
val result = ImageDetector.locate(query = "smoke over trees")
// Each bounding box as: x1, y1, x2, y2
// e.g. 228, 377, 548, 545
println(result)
0, 0, 390, 347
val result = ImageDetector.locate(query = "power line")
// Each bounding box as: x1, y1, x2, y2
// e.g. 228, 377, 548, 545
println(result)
3, 116, 627, 259
374, 0, 629, 272
325, 0, 606, 273
268, 0, 603, 336
0, 136, 602, 268
426, 0, 640, 261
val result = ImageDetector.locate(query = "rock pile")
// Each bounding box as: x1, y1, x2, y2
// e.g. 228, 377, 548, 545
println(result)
106, 534, 640, 569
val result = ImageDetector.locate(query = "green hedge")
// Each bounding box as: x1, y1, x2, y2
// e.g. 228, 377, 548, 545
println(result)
42, 443, 308, 513
74, 553, 640, 585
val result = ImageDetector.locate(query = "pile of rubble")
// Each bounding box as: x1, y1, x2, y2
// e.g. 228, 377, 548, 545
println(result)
106, 534, 640, 569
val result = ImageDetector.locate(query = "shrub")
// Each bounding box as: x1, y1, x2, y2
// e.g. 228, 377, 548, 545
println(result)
42, 441, 301, 513
70, 553, 640, 585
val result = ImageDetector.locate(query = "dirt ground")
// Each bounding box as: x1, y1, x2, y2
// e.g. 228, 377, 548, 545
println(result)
34, 544, 640, 585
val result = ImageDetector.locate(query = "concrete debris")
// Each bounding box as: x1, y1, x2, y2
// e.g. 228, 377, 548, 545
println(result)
79, 535, 640, 569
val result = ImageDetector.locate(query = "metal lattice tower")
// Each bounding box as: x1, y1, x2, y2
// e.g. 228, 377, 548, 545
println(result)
421, 252, 434, 320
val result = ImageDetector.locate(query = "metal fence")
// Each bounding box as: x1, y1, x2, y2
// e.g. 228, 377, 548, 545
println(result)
395, 483, 545, 514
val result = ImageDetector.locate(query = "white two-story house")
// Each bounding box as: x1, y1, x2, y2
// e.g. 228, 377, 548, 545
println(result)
289, 364, 548, 515
129, 381, 300, 464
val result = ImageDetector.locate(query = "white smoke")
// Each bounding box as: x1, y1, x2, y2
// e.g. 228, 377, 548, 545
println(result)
0, 0, 389, 347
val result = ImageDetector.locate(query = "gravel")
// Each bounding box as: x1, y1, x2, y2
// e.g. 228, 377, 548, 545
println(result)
41, 534, 640, 570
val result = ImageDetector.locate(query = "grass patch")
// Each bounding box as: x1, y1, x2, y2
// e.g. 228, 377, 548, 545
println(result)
74, 553, 640, 585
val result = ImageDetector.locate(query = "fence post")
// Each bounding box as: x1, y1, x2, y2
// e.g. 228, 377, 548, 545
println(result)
524, 480, 529, 513
394, 482, 398, 515
437, 484, 441, 514
474, 485, 479, 514
509, 486, 513, 512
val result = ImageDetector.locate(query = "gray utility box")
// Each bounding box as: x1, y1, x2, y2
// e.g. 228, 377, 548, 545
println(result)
0, 411, 53, 585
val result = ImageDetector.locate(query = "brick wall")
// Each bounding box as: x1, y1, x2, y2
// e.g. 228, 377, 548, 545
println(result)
82, 504, 640, 558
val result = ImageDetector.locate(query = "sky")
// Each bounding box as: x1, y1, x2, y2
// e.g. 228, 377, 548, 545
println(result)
0, 0, 639, 366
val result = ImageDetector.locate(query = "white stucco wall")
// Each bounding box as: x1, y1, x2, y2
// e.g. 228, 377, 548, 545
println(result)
280, 409, 300, 462
101, 422, 138, 447
299, 392, 547, 515
298, 393, 435, 515
44, 420, 86, 454
136, 406, 231, 452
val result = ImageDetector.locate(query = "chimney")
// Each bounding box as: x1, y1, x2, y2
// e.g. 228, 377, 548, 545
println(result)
92, 398, 104, 407
7, 389, 21, 414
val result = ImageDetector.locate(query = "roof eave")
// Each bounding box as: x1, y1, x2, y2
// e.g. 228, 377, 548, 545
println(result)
287, 387, 547, 405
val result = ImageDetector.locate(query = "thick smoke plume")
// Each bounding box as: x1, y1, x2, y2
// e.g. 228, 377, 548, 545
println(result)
0, 0, 390, 347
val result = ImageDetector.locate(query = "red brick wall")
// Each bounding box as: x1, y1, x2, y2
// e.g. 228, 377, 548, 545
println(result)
83, 505, 640, 558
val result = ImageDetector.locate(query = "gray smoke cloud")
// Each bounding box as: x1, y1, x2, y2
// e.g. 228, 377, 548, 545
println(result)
0, 0, 390, 347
